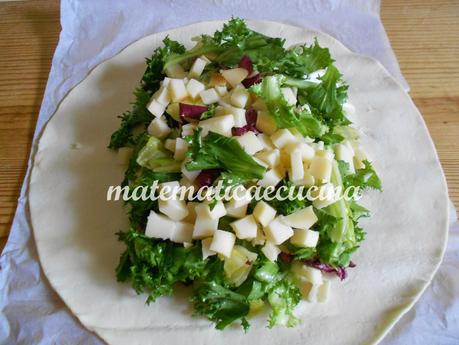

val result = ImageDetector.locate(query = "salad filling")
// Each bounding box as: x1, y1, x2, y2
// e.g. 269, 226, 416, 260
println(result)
109, 18, 381, 330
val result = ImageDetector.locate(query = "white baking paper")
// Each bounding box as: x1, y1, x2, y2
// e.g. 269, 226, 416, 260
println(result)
1, 1, 457, 344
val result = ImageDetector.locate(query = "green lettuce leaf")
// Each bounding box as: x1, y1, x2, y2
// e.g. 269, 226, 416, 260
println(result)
136, 136, 181, 172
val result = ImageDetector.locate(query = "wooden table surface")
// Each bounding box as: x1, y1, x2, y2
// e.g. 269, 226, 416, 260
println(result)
0, 0, 458, 251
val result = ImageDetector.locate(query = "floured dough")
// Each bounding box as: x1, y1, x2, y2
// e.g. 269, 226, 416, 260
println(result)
29, 20, 449, 345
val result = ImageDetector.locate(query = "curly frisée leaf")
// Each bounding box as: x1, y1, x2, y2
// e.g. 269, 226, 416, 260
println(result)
136, 136, 181, 172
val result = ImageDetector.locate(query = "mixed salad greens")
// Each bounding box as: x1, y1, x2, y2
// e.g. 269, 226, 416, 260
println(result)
109, 18, 381, 330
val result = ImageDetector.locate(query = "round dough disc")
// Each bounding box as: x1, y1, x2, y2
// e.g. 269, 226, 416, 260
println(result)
29, 20, 449, 345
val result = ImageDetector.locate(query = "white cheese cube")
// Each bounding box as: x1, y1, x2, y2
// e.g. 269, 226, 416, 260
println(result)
271, 129, 297, 149
117, 147, 133, 165
221, 68, 249, 88
232, 111, 247, 127
261, 241, 281, 262
224, 105, 246, 119
316, 149, 334, 160
289, 149, 304, 182
309, 155, 332, 182
281, 87, 297, 106
195, 201, 227, 220
158, 181, 181, 198
228, 186, 252, 208
264, 217, 294, 245
230, 88, 250, 108
230, 215, 258, 239
201, 237, 216, 259
252, 157, 269, 168
181, 159, 200, 182
251, 226, 266, 246
189, 57, 208, 78
235, 132, 264, 155
145, 211, 176, 240
165, 63, 186, 78
317, 280, 331, 303
147, 98, 166, 118
199, 88, 220, 105
181, 123, 196, 137
215, 85, 228, 96
158, 198, 188, 221
183, 202, 199, 223
307, 284, 320, 303
257, 168, 283, 187
153, 87, 171, 106
147, 118, 171, 139
281, 206, 318, 230
257, 133, 274, 149
293, 168, 315, 187
256, 111, 278, 135
255, 149, 281, 168
253, 201, 277, 227
210, 230, 236, 258
225, 203, 248, 218
161, 77, 172, 87
169, 79, 188, 102
290, 229, 320, 248
186, 78, 206, 99
174, 138, 188, 161
312, 183, 338, 209
192, 213, 219, 239
199, 114, 234, 137
291, 262, 323, 285
335, 143, 355, 174
164, 138, 176, 152
170, 222, 193, 243
284, 142, 315, 163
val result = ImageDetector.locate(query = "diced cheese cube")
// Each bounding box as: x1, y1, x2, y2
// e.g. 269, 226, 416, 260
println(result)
255, 149, 281, 168
224, 105, 246, 119
281, 206, 318, 230
210, 230, 236, 258
147, 117, 171, 139
271, 129, 297, 149
166, 102, 180, 122
316, 148, 334, 160
257, 168, 283, 187
153, 87, 171, 106
289, 149, 304, 182
251, 226, 266, 246
147, 98, 166, 118
157, 181, 180, 200
215, 85, 228, 96
230, 87, 250, 108
290, 229, 320, 248
230, 215, 258, 239
253, 201, 277, 227
264, 217, 294, 245
257, 133, 274, 149
307, 284, 320, 303
317, 280, 331, 303
201, 237, 216, 259
174, 138, 188, 161
309, 155, 332, 182
145, 211, 176, 240
209, 72, 227, 87
228, 186, 252, 208
195, 201, 227, 220
335, 143, 355, 174
199, 88, 220, 104
232, 111, 247, 127
158, 198, 188, 221
284, 142, 315, 163
170, 222, 193, 243
169, 79, 188, 102
256, 111, 278, 135
312, 183, 338, 209
181, 159, 200, 182
221, 68, 249, 88
186, 78, 206, 99
293, 168, 315, 187
181, 123, 196, 137
261, 241, 281, 262
165, 63, 186, 78
117, 147, 133, 165
192, 213, 219, 239
183, 202, 199, 223
225, 203, 248, 218
189, 57, 208, 78
199, 114, 234, 137
164, 138, 176, 152
235, 132, 264, 155
281, 87, 297, 106
161, 77, 172, 87
291, 262, 323, 285
252, 157, 269, 169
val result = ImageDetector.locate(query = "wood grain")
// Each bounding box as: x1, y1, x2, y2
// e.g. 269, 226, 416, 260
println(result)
0, 0, 458, 252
